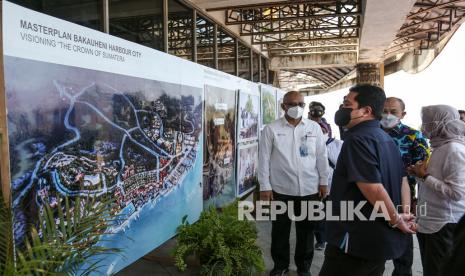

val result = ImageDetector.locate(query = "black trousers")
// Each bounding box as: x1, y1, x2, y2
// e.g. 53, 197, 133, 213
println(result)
271, 192, 318, 271
314, 220, 325, 244
392, 234, 413, 276
417, 223, 457, 276
319, 245, 386, 276
314, 197, 328, 244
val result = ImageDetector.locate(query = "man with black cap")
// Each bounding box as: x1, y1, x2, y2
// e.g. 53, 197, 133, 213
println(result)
308, 101, 332, 138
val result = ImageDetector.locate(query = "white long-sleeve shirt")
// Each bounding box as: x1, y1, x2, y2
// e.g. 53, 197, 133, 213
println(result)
417, 141, 465, 234
258, 117, 329, 196
326, 138, 343, 190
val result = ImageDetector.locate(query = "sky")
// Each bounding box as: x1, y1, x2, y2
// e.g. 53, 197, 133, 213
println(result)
306, 24, 465, 138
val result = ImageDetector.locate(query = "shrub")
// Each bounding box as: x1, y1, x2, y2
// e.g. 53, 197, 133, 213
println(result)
173, 201, 265, 276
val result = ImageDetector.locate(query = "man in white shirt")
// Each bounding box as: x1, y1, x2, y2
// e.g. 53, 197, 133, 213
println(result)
258, 91, 329, 276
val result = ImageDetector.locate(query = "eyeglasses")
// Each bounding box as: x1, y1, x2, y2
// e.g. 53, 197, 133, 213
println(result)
284, 102, 305, 108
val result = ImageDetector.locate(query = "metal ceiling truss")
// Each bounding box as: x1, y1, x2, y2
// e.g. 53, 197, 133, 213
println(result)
211, 0, 360, 55
110, 15, 163, 49
267, 38, 358, 56
387, 0, 465, 56
195, 32, 236, 62
278, 70, 326, 91
196, 18, 214, 46
305, 67, 353, 85
168, 14, 236, 60
168, 12, 192, 57
278, 66, 353, 91
217, 31, 235, 60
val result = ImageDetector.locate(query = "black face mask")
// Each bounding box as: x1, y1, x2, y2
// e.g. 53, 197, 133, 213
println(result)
334, 107, 353, 127
310, 109, 324, 118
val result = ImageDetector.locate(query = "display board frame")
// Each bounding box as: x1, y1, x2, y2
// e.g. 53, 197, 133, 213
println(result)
236, 89, 260, 144
202, 83, 237, 208
0, 1, 11, 206
235, 142, 259, 198
3, 2, 204, 274
260, 84, 278, 130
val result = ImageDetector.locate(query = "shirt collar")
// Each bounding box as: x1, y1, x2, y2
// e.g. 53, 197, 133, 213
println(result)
348, 119, 380, 133
282, 117, 307, 127
388, 122, 403, 135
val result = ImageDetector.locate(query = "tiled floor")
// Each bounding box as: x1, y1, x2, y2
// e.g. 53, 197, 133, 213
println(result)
117, 220, 423, 276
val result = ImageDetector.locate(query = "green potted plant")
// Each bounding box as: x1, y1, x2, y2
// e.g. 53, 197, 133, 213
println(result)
0, 194, 119, 275
173, 201, 265, 276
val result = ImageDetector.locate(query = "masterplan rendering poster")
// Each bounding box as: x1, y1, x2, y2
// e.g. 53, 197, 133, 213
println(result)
237, 90, 260, 143
236, 143, 259, 198
203, 85, 236, 208
3, 2, 203, 274
260, 85, 278, 128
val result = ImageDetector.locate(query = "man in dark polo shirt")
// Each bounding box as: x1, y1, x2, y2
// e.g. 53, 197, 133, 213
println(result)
319, 84, 415, 276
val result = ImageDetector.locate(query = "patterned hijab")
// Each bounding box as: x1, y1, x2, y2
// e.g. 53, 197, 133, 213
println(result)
421, 105, 465, 148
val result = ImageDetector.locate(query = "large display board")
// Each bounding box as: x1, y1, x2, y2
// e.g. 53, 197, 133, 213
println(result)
236, 142, 259, 197
237, 89, 260, 143
260, 84, 277, 128
276, 89, 286, 118
235, 84, 260, 198
203, 84, 236, 208
3, 1, 203, 274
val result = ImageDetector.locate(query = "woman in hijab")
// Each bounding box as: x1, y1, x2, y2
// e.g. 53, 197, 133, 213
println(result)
408, 104, 465, 276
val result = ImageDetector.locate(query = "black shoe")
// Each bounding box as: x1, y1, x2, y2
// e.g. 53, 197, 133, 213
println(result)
297, 271, 312, 276
315, 242, 326, 251
269, 268, 289, 276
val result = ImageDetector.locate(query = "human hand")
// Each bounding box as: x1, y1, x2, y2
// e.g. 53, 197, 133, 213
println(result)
409, 221, 418, 232
395, 213, 416, 234
407, 160, 428, 178
318, 185, 328, 199
260, 190, 273, 201
400, 213, 415, 224
401, 213, 418, 232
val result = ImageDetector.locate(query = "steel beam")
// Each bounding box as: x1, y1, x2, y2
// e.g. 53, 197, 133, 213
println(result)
206, 0, 339, 12
251, 35, 359, 45
103, 0, 109, 33
213, 23, 218, 69
225, 12, 360, 25
270, 52, 357, 70
192, 10, 197, 62
249, 49, 253, 81
240, 25, 359, 36
163, 0, 169, 52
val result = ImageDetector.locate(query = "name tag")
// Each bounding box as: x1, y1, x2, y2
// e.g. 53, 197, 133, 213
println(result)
302, 130, 315, 138
214, 118, 225, 125
215, 103, 228, 111
300, 142, 309, 157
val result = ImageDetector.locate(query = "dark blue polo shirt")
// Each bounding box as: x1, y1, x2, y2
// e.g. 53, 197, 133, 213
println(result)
326, 120, 407, 261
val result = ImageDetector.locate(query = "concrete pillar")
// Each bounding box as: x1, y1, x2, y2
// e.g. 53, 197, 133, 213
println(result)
356, 63, 384, 88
